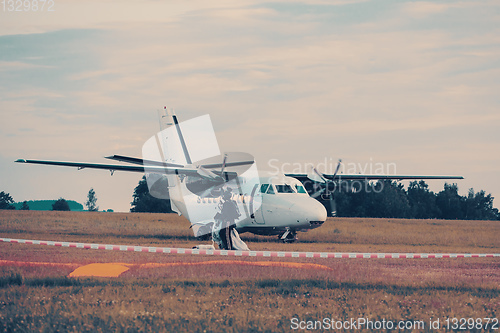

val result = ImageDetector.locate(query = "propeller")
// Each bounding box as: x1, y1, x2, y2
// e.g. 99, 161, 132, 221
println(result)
193, 153, 240, 198
220, 153, 228, 175
196, 165, 222, 181
194, 153, 233, 185
307, 159, 342, 216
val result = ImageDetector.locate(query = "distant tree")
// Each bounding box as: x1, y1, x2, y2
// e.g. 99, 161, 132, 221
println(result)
463, 188, 498, 220
407, 181, 440, 219
52, 198, 71, 211
0, 191, 15, 210
85, 188, 99, 211
334, 186, 354, 217
338, 180, 371, 217
131, 176, 173, 213
369, 180, 411, 218
20, 201, 30, 210
436, 183, 464, 219
336, 180, 410, 218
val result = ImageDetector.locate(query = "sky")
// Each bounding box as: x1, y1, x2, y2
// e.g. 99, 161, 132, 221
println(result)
1, 0, 499, 212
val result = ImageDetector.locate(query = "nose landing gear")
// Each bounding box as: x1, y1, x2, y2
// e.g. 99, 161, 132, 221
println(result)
279, 228, 297, 243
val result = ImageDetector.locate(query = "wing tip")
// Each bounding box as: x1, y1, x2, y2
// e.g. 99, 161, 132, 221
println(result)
15, 159, 26, 163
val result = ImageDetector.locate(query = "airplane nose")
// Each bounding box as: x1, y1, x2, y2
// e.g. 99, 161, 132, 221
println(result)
288, 196, 327, 228
308, 197, 327, 223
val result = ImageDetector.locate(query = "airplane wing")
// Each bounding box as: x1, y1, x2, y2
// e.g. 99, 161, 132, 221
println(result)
15, 157, 244, 183
286, 173, 464, 181
105, 155, 184, 168
15, 159, 201, 178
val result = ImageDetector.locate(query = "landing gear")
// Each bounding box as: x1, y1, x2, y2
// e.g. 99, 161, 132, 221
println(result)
279, 229, 297, 243
194, 223, 213, 241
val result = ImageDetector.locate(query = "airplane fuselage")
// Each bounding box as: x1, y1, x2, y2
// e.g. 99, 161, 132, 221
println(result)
168, 173, 327, 240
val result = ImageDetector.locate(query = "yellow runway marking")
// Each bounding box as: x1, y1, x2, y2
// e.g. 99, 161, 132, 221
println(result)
69, 263, 131, 278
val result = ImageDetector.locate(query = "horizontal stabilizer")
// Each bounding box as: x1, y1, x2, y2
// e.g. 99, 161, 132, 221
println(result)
201, 160, 254, 169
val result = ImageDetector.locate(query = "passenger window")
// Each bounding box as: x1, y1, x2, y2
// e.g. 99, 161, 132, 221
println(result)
275, 184, 294, 193
295, 185, 307, 194
260, 184, 270, 193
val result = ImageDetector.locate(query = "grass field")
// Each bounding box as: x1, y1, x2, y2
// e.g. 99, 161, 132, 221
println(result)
0, 210, 499, 332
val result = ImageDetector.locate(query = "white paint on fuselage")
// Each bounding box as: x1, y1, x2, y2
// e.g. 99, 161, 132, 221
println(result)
240, 175, 327, 235
168, 172, 327, 237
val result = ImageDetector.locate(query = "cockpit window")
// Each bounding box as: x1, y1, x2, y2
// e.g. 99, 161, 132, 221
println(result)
267, 184, 275, 194
295, 185, 307, 194
275, 184, 294, 193
260, 184, 269, 193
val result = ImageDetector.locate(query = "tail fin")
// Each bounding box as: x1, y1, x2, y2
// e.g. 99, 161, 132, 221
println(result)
160, 107, 192, 165
158, 107, 221, 166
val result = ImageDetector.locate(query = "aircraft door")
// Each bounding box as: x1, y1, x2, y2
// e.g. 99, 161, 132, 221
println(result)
251, 184, 265, 224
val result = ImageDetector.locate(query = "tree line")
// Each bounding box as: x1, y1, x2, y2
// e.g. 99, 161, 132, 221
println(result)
0, 188, 98, 212
3, 178, 498, 220
332, 180, 499, 220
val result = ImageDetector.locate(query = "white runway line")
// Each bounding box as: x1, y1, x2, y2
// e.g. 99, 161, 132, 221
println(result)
1, 237, 499, 259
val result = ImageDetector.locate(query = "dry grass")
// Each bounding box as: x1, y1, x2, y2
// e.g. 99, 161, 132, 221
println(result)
0, 210, 499, 332
0, 276, 499, 332
1, 210, 498, 253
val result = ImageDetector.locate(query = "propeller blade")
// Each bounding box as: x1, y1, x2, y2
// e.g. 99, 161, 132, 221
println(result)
220, 153, 228, 174
311, 187, 326, 198
320, 192, 337, 217
196, 166, 222, 180
307, 166, 328, 183
332, 159, 342, 178
329, 195, 337, 217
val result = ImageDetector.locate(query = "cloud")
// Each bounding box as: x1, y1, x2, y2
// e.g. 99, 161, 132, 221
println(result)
401, 1, 498, 19
0, 61, 53, 71
402, 2, 451, 17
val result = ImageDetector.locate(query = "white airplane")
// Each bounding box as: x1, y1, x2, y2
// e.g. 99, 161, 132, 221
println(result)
15, 108, 463, 243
